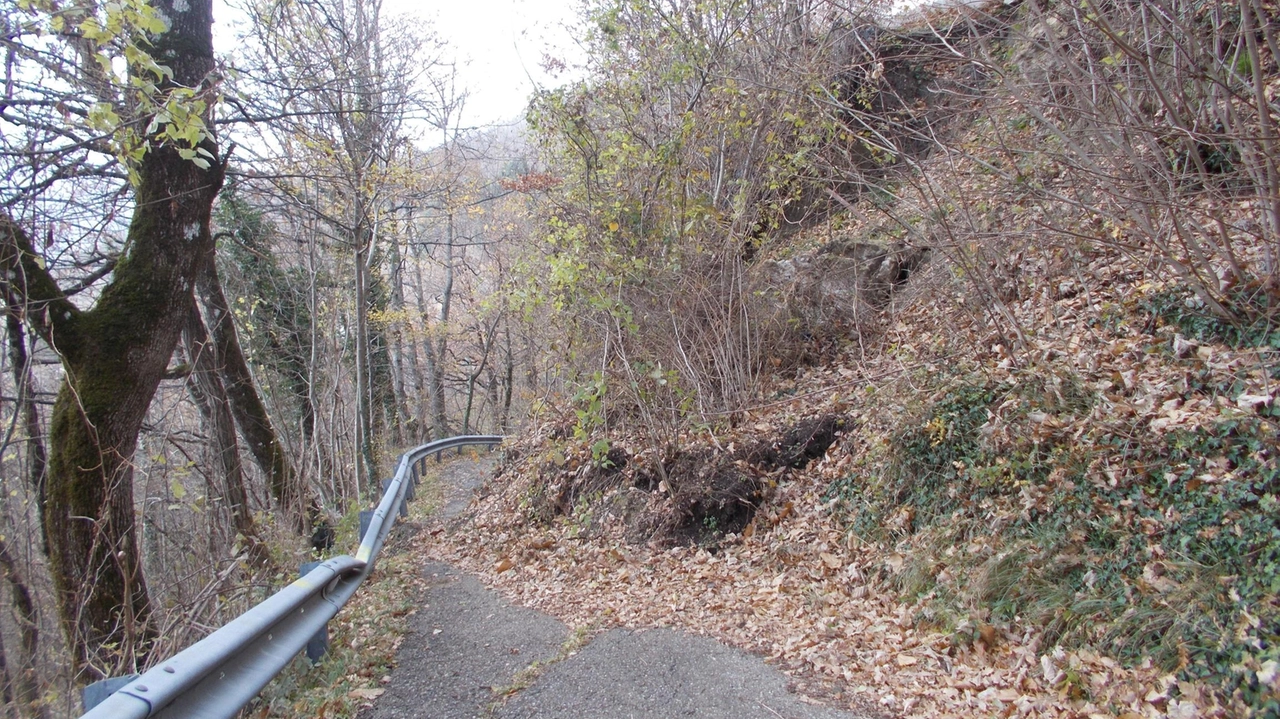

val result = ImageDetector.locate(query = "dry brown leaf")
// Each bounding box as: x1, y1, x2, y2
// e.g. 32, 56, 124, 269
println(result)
977, 623, 997, 647
885, 553, 905, 574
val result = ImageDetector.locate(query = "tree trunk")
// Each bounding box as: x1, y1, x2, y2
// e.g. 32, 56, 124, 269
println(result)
424, 211, 455, 437
195, 249, 304, 532
411, 256, 440, 439
0, 536, 44, 718
5, 315, 46, 512
0, 0, 222, 677
304, 223, 327, 503
501, 323, 514, 432
387, 237, 414, 444
183, 303, 259, 552
461, 322, 497, 435
0, 621, 10, 715
353, 241, 374, 497
402, 306, 424, 436
484, 368, 500, 433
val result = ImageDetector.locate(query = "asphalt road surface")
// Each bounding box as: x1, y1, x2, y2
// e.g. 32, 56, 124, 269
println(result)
363, 457, 872, 719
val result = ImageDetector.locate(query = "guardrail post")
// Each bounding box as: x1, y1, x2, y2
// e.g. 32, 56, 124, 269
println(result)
299, 561, 329, 663
82, 674, 139, 712
359, 510, 373, 542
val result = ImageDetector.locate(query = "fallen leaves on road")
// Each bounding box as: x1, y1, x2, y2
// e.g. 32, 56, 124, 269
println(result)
428, 462, 1219, 718
421, 229, 1263, 718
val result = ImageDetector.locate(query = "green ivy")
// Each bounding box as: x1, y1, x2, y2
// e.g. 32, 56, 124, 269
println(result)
830, 369, 1280, 711
1143, 286, 1280, 352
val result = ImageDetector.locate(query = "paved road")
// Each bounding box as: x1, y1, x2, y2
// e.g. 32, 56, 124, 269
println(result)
364, 458, 872, 719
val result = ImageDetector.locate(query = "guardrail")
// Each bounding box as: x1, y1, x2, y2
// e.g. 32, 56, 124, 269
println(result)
79, 435, 502, 719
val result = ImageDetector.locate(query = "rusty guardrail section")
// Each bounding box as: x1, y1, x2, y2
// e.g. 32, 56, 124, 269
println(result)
79, 435, 502, 719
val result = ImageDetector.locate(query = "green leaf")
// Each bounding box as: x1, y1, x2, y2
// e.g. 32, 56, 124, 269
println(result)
139, 13, 167, 34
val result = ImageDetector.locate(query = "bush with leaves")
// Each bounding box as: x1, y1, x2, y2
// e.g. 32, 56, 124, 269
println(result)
522, 0, 905, 434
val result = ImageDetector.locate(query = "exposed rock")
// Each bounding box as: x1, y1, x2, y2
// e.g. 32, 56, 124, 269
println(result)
762, 240, 929, 329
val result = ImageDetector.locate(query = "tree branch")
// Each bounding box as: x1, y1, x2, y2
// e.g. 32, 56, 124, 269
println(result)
0, 213, 81, 346
64, 257, 119, 296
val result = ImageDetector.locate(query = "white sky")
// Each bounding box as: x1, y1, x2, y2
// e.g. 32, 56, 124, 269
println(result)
213, 0, 584, 129
405, 0, 586, 127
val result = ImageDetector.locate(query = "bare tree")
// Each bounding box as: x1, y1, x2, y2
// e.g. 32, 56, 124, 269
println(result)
228, 0, 450, 497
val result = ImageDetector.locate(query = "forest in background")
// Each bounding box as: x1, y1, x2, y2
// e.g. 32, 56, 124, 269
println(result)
0, 0, 549, 712
1, 0, 1278, 715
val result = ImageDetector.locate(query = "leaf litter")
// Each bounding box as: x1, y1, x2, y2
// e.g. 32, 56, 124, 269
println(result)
425, 201, 1277, 718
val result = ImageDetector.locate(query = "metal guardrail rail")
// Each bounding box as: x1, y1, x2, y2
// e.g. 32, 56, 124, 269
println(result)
79, 435, 502, 719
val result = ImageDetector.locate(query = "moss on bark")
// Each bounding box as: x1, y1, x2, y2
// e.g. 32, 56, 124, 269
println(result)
1, 0, 225, 678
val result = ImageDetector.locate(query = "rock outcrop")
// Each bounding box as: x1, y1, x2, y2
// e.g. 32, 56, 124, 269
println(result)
762, 239, 930, 328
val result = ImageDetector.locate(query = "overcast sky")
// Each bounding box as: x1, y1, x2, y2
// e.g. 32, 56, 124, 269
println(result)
388, 0, 586, 127
213, 0, 585, 129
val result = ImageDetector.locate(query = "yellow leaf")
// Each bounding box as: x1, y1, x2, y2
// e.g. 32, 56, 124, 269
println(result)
608, 221, 619, 232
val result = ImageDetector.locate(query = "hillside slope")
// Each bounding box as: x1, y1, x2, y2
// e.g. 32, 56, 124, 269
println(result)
433, 201, 1275, 717
438, 1, 1280, 717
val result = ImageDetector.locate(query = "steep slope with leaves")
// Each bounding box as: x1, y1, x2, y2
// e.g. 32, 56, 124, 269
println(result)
435, 0, 1280, 716
434, 207, 1275, 719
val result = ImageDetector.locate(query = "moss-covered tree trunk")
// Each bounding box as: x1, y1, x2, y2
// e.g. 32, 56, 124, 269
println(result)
0, 0, 222, 678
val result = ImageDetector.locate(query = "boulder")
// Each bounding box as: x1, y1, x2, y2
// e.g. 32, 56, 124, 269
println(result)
762, 240, 929, 327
